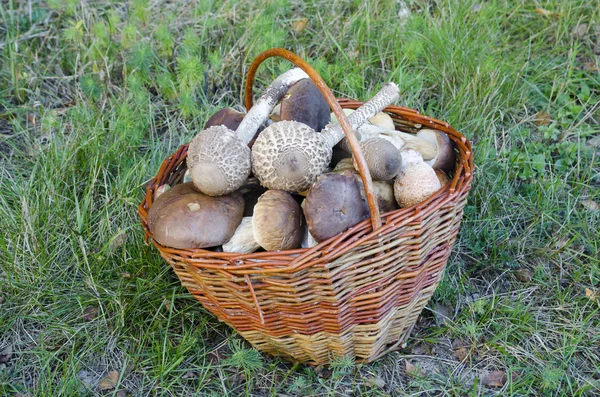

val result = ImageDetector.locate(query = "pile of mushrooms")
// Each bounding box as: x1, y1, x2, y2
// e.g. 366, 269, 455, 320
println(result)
148, 68, 457, 252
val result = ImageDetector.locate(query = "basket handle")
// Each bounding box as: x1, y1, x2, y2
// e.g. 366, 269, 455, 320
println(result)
244, 48, 382, 231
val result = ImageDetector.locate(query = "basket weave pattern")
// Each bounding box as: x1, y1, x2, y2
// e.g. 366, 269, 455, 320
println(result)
138, 51, 473, 365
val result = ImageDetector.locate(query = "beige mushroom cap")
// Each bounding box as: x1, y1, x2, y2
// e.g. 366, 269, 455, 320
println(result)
354, 137, 402, 181
148, 182, 245, 249
252, 190, 303, 251
417, 129, 456, 171
394, 162, 442, 208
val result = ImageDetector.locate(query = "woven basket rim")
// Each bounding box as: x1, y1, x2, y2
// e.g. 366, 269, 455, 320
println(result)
138, 98, 473, 273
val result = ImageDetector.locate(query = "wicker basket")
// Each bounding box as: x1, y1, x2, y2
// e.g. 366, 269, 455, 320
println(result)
138, 49, 473, 365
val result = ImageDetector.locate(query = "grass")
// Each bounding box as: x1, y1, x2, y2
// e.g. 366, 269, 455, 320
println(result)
0, 0, 599, 395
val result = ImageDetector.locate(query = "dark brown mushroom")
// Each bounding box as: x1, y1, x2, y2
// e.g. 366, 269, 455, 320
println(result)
303, 171, 369, 242
148, 182, 244, 249
280, 78, 331, 132
204, 108, 246, 131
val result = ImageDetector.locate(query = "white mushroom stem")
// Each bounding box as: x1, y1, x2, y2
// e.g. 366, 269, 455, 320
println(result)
352, 124, 438, 161
301, 224, 319, 249
322, 83, 400, 147
223, 217, 260, 254
236, 68, 309, 144
251, 83, 400, 192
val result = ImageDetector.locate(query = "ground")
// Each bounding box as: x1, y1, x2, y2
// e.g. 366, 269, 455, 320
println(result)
0, 0, 599, 396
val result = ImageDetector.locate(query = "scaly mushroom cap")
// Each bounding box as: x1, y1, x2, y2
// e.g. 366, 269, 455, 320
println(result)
280, 78, 331, 132
394, 162, 441, 208
204, 108, 246, 131
354, 137, 402, 181
186, 126, 251, 196
252, 190, 303, 251
148, 182, 244, 249
303, 171, 369, 242
252, 121, 331, 192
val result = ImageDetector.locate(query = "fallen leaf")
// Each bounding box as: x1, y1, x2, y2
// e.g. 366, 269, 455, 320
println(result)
397, 1, 411, 24
98, 370, 120, 391
471, 4, 482, 13
571, 23, 588, 40
581, 61, 598, 72
535, 8, 560, 18
481, 370, 507, 387
83, 306, 98, 321
453, 347, 469, 361
110, 231, 128, 251
586, 288, 598, 301
0, 345, 12, 364
405, 360, 425, 377
121, 272, 132, 279
182, 370, 198, 379
534, 112, 552, 126
582, 200, 599, 211
514, 269, 532, 282
587, 135, 600, 148
292, 18, 309, 33
432, 303, 453, 326
366, 375, 386, 388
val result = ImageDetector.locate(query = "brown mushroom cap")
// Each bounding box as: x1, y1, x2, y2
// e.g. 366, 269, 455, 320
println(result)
280, 78, 331, 132
252, 121, 331, 192
148, 182, 244, 249
417, 129, 456, 171
303, 171, 369, 242
333, 158, 398, 213
186, 126, 252, 196
204, 108, 246, 131
252, 190, 303, 251
394, 162, 441, 208
354, 137, 402, 181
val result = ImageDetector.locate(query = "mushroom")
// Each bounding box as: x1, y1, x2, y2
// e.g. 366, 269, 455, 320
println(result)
301, 224, 319, 248
222, 190, 304, 252
353, 137, 402, 181
416, 129, 457, 171
153, 184, 171, 200
280, 78, 330, 132
252, 83, 400, 192
331, 109, 395, 130
341, 124, 438, 161
148, 182, 245, 249
303, 171, 369, 242
393, 150, 442, 208
435, 169, 450, 186
223, 217, 261, 253
333, 158, 398, 213
252, 190, 303, 251
186, 68, 309, 196
204, 107, 246, 131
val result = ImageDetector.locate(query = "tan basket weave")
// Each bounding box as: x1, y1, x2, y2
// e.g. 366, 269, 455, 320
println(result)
138, 49, 474, 365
